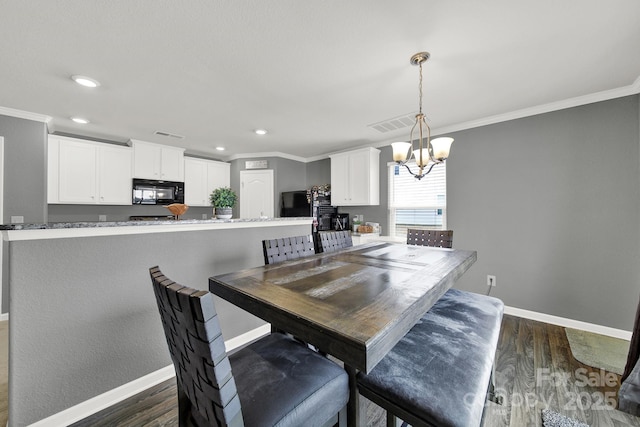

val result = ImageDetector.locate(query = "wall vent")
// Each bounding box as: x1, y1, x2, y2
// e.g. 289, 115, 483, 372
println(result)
368, 113, 421, 133
154, 131, 184, 139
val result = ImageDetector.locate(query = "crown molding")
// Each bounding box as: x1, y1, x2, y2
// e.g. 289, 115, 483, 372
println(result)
0, 105, 52, 123
226, 151, 308, 163
431, 75, 640, 136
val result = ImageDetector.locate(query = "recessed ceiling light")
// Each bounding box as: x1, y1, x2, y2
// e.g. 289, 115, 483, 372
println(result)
254, 129, 268, 135
71, 75, 101, 88
71, 117, 90, 124
216, 146, 225, 151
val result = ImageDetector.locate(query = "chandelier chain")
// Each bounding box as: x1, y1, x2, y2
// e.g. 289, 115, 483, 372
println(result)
418, 61, 423, 115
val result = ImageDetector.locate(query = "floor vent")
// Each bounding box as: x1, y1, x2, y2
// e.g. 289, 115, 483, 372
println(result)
154, 131, 184, 139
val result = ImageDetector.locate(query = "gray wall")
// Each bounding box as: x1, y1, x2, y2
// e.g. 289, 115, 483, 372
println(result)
306, 158, 331, 186
448, 95, 640, 331
0, 115, 48, 224
0, 114, 48, 314
8, 222, 311, 426
48, 204, 215, 222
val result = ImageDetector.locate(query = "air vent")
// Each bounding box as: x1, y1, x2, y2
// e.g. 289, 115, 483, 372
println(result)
154, 131, 184, 139
368, 113, 420, 133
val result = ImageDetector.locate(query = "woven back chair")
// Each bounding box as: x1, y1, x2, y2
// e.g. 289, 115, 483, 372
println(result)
406, 229, 453, 248
319, 230, 353, 253
150, 266, 348, 427
262, 235, 316, 265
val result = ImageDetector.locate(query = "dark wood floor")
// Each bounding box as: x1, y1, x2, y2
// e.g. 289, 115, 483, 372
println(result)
71, 315, 640, 427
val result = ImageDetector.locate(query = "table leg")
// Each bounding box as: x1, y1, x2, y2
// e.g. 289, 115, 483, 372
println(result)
345, 364, 367, 427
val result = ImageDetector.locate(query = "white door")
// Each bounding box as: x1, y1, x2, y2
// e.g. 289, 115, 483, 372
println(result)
240, 170, 274, 219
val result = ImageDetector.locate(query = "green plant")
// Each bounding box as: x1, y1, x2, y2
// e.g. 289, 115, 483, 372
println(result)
209, 187, 237, 208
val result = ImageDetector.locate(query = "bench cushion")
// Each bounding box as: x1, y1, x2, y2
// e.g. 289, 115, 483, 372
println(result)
357, 288, 504, 427
619, 356, 640, 415
230, 333, 349, 427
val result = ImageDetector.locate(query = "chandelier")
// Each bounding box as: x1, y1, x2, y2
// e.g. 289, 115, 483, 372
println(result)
391, 52, 453, 180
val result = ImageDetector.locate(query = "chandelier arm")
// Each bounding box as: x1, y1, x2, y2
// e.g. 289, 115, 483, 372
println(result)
414, 162, 438, 181
422, 162, 437, 176
403, 163, 417, 177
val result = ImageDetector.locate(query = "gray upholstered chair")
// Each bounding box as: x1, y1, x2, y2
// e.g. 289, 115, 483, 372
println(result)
262, 235, 316, 265
319, 230, 353, 253
150, 266, 348, 427
406, 228, 454, 248
357, 288, 503, 427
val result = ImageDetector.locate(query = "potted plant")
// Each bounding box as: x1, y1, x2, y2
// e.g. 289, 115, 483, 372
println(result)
209, 187, 237, 219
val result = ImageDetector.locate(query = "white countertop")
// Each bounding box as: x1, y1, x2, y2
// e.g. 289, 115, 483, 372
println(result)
1, 217, 313, 241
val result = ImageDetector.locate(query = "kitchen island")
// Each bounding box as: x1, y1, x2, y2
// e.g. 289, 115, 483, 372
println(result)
2, 217, 313, 426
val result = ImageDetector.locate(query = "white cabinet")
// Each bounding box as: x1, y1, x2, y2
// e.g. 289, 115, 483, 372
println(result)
131, 139, 185, 181
330, 147, 380, 206
184, 157, 230, 206
48, 135, 132, 205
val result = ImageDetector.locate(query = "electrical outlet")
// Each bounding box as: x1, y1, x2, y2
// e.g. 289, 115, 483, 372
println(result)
10, 216, 24, 224
487, 275, 496, 287
202, 213, 208, 220
98, 215, 107, 222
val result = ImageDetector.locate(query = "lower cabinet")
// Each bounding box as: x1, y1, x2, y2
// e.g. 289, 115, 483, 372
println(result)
184, 157, 230, 206
48, 136, 132, 205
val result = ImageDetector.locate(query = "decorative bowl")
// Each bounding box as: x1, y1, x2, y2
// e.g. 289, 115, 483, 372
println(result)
165, 203, 189, 219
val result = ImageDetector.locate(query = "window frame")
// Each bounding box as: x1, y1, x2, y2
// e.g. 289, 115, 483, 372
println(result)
387, 161, 447, 238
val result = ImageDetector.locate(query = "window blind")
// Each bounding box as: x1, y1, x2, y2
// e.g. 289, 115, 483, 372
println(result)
389, 161, 446, 208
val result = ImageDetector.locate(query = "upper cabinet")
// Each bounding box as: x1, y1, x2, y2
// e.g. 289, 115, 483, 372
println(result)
130, 139, 185, 181
330, 147, 380, 206
48, 135, 132, 205
184, 157, 230, 206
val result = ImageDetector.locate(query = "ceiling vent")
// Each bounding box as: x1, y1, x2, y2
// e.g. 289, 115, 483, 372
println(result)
368, 113, 422, 133
154, 130, 184, 139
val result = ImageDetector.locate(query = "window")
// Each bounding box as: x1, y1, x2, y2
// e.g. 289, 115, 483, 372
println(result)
388, 161, 447, 238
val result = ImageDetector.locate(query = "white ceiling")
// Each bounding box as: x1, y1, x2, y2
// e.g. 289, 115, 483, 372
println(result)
1, 1, 639, 160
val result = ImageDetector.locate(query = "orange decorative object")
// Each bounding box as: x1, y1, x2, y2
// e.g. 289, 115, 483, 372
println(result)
165, 203, 189, 219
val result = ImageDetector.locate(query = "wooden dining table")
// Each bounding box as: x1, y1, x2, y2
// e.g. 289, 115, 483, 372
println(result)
209, 242, 477, 426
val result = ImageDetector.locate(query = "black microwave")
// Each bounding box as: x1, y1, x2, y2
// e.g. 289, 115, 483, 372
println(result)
132, 179, 185, 205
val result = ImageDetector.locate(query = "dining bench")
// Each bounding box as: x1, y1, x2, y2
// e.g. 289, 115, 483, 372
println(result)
357, 288, 504, 427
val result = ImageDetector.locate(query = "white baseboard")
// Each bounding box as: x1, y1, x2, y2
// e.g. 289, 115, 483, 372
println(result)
504, 305, 632, 341
28, 324, 271, 427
